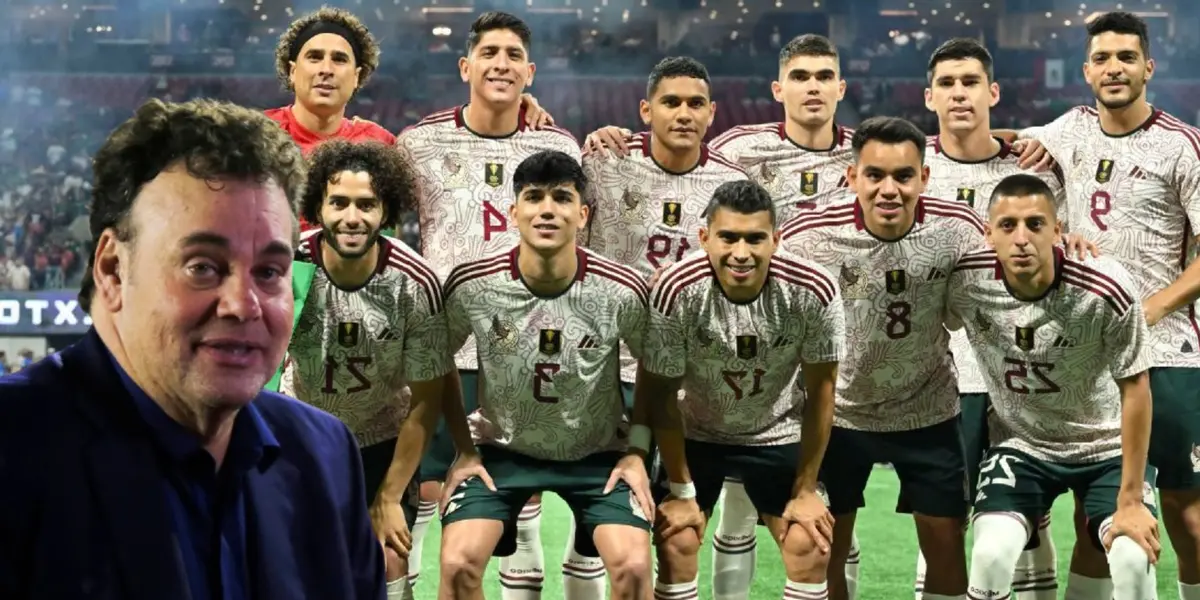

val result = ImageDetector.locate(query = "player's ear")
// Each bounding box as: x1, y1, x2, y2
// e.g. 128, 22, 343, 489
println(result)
93, 228, 126, 313
771, 79, 784, 103
1144, 57, 1155, 82
984, 223, 995, 249
845, 163, 858, 193
458, 56, 470, 84
836, 76, 846, 101
288, 61, 298, 88
639, 99, 652, 127
923, 87, 934, 113
526, 61, 536, 88
578, 201, 590, 230
920, 164, 931, 187
989, 81, 1000, 108
698, 226, 710, 247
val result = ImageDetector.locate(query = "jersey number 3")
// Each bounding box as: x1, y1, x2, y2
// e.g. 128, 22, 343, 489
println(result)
534, 362, 562, 403
323, 356, 373, 394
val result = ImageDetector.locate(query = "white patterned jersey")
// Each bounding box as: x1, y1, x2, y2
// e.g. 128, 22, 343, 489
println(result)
644, 250, 844, 445
779, 198, 987, 431
443, 246, 649, 461
396, 105, 581, 371
1034, 107, 1200, 368
583, 132, 746, 382
282, 232, 454, 447
924, 136, 1067, 394
949, 249, 1150, 463
710, 122, 855, 223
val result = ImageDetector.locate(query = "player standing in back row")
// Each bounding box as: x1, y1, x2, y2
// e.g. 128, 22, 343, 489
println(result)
781, 117, 986, 600
281, 141, 453, 600
950, 174, 1159, 600
437, 150, 653, 600
580, 54, 745, 599
1019, 11, 1200, 599
394, 11, 581, 597
919, 38, 1078, 600
641, 180, 844, 600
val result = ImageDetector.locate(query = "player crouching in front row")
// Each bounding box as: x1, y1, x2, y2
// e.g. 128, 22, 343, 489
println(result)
436, 150, 656, 600
639, 179, 845, 600
949, 174, 1160, 600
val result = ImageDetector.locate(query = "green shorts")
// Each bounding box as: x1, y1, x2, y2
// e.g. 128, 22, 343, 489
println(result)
960, 393, 991, 500
1148, 367, 1200, 490
820, 417, 969, 518
361, 437, 419, 528
973, 447, 1157, 551
652, 439, 817, 518
439, 444, 651, 557
419, 369, 478, 483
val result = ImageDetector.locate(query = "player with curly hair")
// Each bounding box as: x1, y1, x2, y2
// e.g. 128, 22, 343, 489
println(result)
279, 139, 453, 600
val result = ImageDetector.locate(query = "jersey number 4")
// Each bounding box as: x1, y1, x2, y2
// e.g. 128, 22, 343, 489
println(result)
323, 356, 373, 394
646, 234, 692, 270
484, 200, 508, 242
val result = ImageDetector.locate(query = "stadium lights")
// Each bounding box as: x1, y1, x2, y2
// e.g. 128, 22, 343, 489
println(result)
432, 25, 451, 36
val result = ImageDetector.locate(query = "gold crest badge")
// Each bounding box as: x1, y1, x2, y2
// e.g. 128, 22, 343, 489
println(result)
800, 171, 819, 196
885, 270, 907, 294
485, 162, 504, 188
736, 335, 758, 359
539, 329, 562, 355
958, 187, 976, 207
662, 201, 681, 226
337, 322, 360, 348
1015, 326, 1036, 351
1095, 159, 1114, 184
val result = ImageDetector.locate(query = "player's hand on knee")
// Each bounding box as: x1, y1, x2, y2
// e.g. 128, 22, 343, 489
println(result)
370, 498, 413, 558
440, 451, 496, 513
1060, 233, 1100, 259
655, 496, 705, 541
1104, 503, 1161, 563
519, 93, 555, 129
583, 126, 633, 158
1012, 138, 1056, 172
605, 453, 656, 521
780, 490, 834, 554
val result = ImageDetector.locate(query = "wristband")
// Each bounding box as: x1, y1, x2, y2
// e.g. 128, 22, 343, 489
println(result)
669, 481, 697, 500
628, 425, 652, 453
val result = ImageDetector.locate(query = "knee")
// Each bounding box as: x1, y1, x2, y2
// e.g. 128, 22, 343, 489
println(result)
384, 547, 408, 581
970, 514, 1029, 571
655, 529, 701, 581
1162, 491, 1200, 539
419, 481, 442, 504
915, 515, 968, 557
607, 547, 653, 589
1106, 535, 1152, 574
440, 545, 487, 589
780, 524, 830, 582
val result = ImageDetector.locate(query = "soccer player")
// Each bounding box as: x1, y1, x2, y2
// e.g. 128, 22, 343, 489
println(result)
780, 116, 986, 600
640, 179, 844, 600
394, 11, 581, 597
580, 53, 746, 598
1018, 12, 1200, 599
437, 150, 653, 600
920, 38, 1072, 600
280, 140, 452, 600
950, 173, 1160, 600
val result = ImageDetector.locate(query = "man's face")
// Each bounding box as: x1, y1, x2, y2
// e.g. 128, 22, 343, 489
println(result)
103, 166, 295, 409
289, 33, 360, 114
1084, 31, 1154, 111
460, 29, 534, 108
772, 54, 845, 130
849, 140, 929, 234
510, 182, 588, 254
925, 58, 999, 134
701, 207, 778, 297
319, 170, 384, 260
640, 76, 714, 154
987, 193, 1061, 280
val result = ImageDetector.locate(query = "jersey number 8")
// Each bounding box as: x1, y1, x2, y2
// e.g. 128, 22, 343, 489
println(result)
884, 301, 912, 339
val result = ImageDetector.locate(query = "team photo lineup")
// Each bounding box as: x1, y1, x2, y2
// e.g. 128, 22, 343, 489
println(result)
4, 2, 1200, 599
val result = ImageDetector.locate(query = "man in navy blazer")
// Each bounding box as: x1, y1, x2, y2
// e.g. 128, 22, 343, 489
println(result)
0, 98, 387, 600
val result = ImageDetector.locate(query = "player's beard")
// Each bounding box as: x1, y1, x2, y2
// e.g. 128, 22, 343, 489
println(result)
324, 225, 382, 260
1094, 79, 1144, 110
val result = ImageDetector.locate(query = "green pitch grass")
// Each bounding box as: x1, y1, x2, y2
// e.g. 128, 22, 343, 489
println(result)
413, 468, 1177, 598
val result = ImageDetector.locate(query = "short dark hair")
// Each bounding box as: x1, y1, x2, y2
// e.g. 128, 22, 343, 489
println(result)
988, 173, 1057, 216
851, 116, 927, 162
647, 56, 711, 99
467, 11, 532, 55
513, 151, 587, 201
927, 38, 994, 83
1086, 11, 1150, 57
778, 34, 839, 69
275, 7, 380, 93
80, 98, 306, 312
301, 140, 418, 229
704, 180, 777, 227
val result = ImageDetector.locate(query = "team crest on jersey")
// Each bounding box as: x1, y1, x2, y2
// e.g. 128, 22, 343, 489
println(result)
621, 188, 647, 217
885, 270, 907, 294
839, 264, 868, 299
800, 172, 819, 196
489, 316, 519, 352
1015, 326, 1037, 351
974, 309, 991, 333
759, 163, 781, 193
736, 335, 758, 359
957, 187, 976, 207
337, 322, 361, 347
1095, 159, 1114, 184
696, 326, 714, 348
441, 153, 469, 189
485, 162, 504, 188
539, 329, 562, 355
662, 201, 682, 226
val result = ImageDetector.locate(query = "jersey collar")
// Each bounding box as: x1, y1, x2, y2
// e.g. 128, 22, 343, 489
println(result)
508, 245, 588, 298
